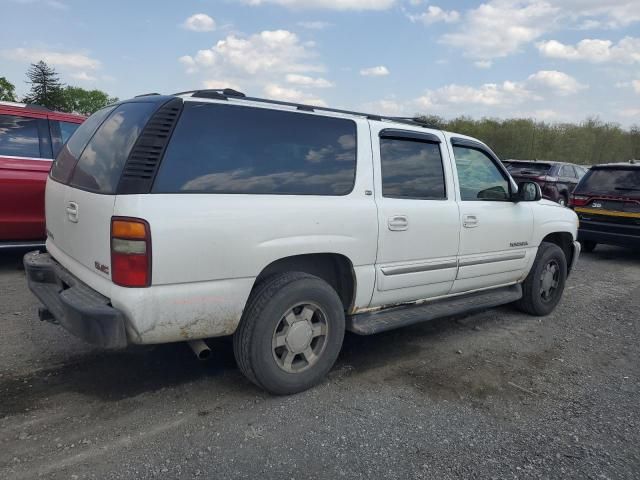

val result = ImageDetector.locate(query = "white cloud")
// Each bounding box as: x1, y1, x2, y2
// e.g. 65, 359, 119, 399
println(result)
363, 99, 407, 116
285, 74, 334, 87
180, 30, 323, 76
182, 13, 216, 32
417, 81, 537, 108
2, 47, 101, 70
537, 37, 640, 64
70, 71, 97, 81
414, 70, 585, 111
203, 79, 243, 91
263, 84, 326, 106
474, 60, 493, 69
633, 80, 640, 94
527, 70, 587, 95
557, 0, 640, 29
360, 65, 390, 76
409, 5, 460, 25
297, 20, 332, 29
440, 0, 559, 60
243, 0, 395, 10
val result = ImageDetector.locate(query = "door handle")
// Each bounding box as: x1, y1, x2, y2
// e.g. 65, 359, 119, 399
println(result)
388, 215, 409, 231
66, 202, 78, 223
463, 214, 478, 228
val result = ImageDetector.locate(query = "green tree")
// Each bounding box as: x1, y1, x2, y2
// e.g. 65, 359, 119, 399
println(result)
0, 76, 17, 102
22, 61, 65, 110
61, 86, 118, 115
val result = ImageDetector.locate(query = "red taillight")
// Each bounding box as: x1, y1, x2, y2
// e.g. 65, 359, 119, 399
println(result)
111, 217, 151, 287
570, 195, 589, 207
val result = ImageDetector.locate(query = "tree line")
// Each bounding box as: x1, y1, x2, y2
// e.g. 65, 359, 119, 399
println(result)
0, 61, 118, 116
417, 115, 640, 165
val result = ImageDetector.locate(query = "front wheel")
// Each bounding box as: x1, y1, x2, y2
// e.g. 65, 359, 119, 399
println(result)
515, 242, 567, 316
233, 272, 345, 395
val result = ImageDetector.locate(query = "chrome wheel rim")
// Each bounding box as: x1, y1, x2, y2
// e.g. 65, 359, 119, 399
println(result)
272, 303, 328, 373
540, 260, 560, 302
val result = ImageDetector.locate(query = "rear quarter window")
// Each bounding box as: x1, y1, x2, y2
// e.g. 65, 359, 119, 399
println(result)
69, 102, 157, 193
152, 102, 357, 196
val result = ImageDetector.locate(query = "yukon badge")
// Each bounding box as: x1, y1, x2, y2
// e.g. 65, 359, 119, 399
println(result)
510, 241, 528, 248
94, 261, 110, 275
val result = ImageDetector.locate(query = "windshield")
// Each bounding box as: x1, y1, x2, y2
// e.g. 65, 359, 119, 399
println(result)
506, 162, 552, 175
576, 168, 640, 195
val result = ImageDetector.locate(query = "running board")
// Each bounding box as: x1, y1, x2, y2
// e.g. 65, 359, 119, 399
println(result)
346, 284, 522, 335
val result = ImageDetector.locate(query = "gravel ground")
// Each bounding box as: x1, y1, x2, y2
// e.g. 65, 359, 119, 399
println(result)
0, 246, 638, 479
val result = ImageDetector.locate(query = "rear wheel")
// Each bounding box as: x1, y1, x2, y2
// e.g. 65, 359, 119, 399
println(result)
515, 242, 567, 316
233, 272, 345, 395
581, 240, 597, 253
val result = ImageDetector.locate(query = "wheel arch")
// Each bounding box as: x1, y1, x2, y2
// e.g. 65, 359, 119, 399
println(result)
252, 253, 357, 313
540, 231, 576, 274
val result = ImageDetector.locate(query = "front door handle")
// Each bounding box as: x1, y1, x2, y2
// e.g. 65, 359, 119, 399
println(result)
388, 215, 409, 231
463, 214, 478, 228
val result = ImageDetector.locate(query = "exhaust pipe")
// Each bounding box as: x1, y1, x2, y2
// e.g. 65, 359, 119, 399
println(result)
188, 339, 211, 361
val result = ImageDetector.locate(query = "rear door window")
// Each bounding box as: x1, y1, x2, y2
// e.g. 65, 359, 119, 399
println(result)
0, 114, 41, 158
152, 102, 357, 195
69, 102, 157, 193
560, 165, 576, 178
380, 137, 446, 199
59, 121, 80, 144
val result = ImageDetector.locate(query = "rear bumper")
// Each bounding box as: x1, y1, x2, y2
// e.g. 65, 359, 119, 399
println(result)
24, 251, 127, 348
578, 220, 640, 248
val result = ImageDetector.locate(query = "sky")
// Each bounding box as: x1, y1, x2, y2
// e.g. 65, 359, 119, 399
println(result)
1, 0, 639, 125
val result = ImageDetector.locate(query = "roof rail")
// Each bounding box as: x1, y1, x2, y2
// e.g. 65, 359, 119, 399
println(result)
0, 100, 50, 111
134, 92, 161, 98
172, 88, 434, 129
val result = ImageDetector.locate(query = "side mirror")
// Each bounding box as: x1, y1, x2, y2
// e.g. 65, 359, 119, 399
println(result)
514, 181, 542, 202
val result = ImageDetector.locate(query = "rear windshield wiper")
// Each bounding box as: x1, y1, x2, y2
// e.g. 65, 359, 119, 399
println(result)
615, 187, 640, 192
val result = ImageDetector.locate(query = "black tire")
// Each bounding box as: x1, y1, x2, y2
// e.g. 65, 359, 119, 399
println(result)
233, 272, 345, 395
515, 242, 567, 316
581, 240, 597, 253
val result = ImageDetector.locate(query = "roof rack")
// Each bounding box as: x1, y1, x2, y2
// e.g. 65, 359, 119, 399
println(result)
172, 89, 434, 129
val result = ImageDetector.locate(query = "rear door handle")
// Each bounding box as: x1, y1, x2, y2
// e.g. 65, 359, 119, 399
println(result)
388, 215, 409, 231
66, 202, 78, 223
463, 214, 478, 228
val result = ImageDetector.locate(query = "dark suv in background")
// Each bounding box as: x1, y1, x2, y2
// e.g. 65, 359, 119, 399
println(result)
504, 160, 588, 206
570, 161, 640, 252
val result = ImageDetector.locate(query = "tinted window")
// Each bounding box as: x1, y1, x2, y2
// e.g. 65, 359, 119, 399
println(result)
380, 138, 445, 199
51, 106, 115, 183
576, 168, 640, 195
506, 162, 552, 175
560, 165, 576, 178
0, 114, 40, 158
153, 103, 357, 195
454, 146, 510, 201
70, 102, 157, 193
60, 121, 80, 144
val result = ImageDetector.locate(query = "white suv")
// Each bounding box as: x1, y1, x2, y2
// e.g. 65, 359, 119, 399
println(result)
25, 89, 580, 394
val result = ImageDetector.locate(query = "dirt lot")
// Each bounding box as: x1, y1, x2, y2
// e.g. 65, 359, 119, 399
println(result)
0, 246, 638, 479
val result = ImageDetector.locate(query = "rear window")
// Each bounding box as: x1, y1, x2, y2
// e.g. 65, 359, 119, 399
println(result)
152, 102, 357, 195
0, 114, 41, 158
506, 162, 552, 175
576, 168, 640, 195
